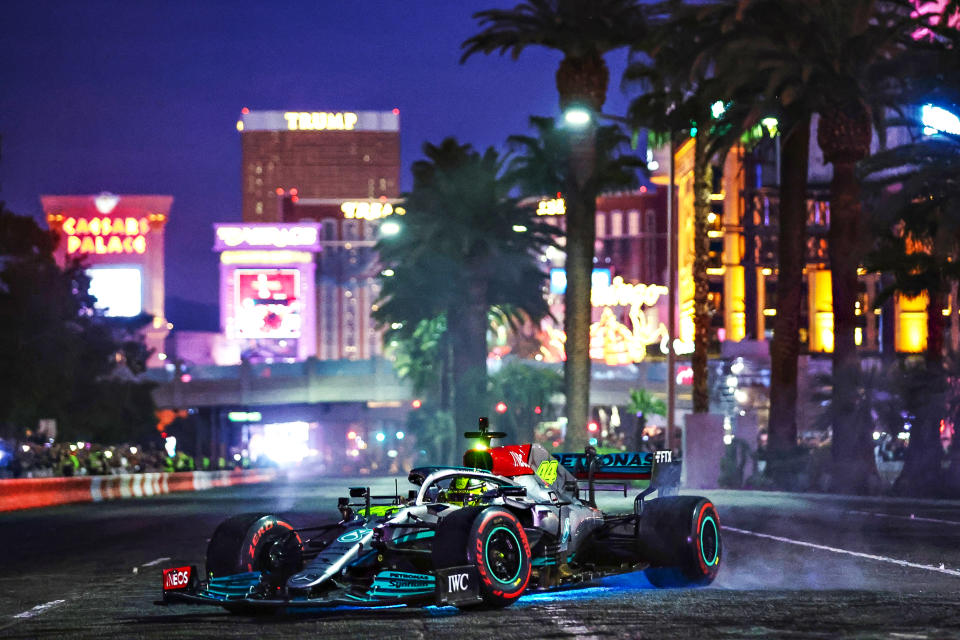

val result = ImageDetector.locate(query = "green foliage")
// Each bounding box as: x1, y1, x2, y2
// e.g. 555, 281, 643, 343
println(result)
461, 0, 648, 63
389, 316, 448, 398
406, 408, 456, 465
374, 138, 555, 338
626, 388, 666, 419
862, 119, 960, 311
488, 361, 563, 444
374, 139, 556, 457
0, 205, 156, 443
507, 116, 646, 198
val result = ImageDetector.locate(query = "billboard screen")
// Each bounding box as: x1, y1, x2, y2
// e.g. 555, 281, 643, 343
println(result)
87, 267, 142, 317
234, 269, 302, 338
549, 268, 611, 295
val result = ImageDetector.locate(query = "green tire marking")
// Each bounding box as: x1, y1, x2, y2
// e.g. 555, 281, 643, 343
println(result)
484, 525, 522, 585
700, 515, 719, 567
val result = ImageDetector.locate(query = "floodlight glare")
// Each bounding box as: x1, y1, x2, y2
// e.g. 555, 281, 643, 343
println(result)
921, 104, 960, 136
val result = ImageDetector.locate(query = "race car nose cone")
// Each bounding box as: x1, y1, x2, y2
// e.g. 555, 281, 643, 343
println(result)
290, 573, 319, 583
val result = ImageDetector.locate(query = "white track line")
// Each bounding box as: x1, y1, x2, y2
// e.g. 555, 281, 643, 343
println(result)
13, 599, 66, 619
847, 510, 960, 526
141, 557, 171, 567
723, 526, 960, 578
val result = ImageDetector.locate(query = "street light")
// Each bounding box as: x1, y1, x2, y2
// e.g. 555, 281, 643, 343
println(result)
563, 106, 593, 127
380, 221, 401, 236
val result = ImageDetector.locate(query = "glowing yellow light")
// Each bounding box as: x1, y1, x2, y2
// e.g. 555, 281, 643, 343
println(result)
706, 267, 726, 275
236, 120, 244, 132
544, 278, 675, 364
761, 268, 773, 276
473, 443, 488, 451
341, 201, 395, 220
809, 270, 834, 353
283, 111, 358, 131
220, 250, 312, 265
763, 309, 776, 316
855, 327, 863, 346
537, 198, 566, 216
896, 293, 927, 353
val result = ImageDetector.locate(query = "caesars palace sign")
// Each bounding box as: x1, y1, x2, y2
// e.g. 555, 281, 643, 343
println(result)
60, 216, 153, 255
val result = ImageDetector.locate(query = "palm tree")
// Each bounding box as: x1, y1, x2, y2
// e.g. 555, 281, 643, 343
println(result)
505, 115, 645, 447
861, 111, 960, 495
462, 0, 648, 447
669, 0, 953, 493
623, 3, 760, 415
375, 138, 555, 461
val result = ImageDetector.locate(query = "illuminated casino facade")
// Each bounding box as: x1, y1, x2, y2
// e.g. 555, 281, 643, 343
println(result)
534, 188, 673, 365
211, 108, 402, 363
236, 109, 400, 222
660, 105, 960, 357
41, 192, 172, 366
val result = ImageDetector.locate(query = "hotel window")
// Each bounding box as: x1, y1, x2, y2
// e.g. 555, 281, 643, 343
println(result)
596, 213, 606, 238
628, 210, 640, 236
611, 211, 623, 237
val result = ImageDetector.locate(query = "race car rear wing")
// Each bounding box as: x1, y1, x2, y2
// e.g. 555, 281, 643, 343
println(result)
553, 447, 681, 508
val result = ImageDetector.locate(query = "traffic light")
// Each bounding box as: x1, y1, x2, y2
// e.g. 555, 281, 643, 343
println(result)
587, 421, 599, 433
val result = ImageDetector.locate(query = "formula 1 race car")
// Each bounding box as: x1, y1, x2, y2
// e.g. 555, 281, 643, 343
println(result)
158, 418, 721, 612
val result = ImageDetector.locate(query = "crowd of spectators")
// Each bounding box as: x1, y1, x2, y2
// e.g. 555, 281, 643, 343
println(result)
0, 439, 240, 479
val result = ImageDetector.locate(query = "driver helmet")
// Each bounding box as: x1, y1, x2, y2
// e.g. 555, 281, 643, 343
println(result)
446, 476, 493, 506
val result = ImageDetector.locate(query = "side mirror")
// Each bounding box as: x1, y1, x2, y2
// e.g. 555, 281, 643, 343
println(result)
500, 485, 527, 497
563, 480, 579, 494
349, 486, 368, 498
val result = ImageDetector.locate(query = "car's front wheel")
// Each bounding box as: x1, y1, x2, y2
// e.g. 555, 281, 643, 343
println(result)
205, 513, 302, 587
466, 507, 532, 607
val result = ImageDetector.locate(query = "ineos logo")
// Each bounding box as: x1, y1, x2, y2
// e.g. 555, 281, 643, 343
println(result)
448, 573, 469, 592
163, 567, 191, 590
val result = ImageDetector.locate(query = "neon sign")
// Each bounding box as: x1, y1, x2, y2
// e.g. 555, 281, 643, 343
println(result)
215, 225, 319, 249
537, 198, 566, 216
340, 201, 405, 220
543, 277, 675, 365
62, 216, 150, 255
283, 111, 358, 131
220, 250, 313, 265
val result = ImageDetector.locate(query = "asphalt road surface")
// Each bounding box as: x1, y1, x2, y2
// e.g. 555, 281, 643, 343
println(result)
3, 473, 960, 639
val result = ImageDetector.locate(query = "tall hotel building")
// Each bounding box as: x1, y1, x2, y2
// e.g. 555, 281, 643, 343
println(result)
216, 110, 401, 362
239, 110, 400, 222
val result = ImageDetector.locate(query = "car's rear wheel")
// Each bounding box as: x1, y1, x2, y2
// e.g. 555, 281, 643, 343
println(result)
466, 507, 532, 607
639, 496, 721, 588
206, 513, 302, 587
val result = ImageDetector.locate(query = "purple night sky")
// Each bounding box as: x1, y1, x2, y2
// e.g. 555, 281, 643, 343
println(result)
0, 1, 631, 326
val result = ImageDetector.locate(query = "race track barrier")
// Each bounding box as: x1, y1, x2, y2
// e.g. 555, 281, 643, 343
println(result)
0, 469, 279, 512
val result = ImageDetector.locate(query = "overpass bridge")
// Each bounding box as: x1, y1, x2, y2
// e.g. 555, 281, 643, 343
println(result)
147, 358, 691, 412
